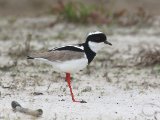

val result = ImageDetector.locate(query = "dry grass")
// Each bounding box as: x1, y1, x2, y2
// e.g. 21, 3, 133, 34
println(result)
8, 34, 31, 58
136, 48, 160, 66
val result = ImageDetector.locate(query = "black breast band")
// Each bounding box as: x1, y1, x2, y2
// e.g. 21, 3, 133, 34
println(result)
82, 43, 96, 64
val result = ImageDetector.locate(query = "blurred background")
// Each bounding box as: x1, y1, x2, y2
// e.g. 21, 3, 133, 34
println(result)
0, 0, 159, 27
0, 0, 160, 16
0, 0, 160, 119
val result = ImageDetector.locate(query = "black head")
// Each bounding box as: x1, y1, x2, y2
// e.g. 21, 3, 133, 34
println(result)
86, 31, 112, 46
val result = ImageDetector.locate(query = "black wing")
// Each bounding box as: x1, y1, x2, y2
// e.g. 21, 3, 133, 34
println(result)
48, 44, 84, 52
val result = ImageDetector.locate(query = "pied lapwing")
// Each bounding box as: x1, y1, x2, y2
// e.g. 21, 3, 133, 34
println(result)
27, 31, 112, 103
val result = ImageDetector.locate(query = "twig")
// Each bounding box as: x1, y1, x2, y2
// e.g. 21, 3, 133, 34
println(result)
11, 101, 43, 117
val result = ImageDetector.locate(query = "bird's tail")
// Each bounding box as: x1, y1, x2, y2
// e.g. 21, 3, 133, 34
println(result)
27, 51, 48, 60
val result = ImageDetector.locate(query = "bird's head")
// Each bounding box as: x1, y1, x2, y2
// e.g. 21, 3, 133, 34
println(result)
86, 31, 112, 53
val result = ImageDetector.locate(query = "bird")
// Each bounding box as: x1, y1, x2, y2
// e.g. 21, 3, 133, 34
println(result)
27, 31, 112, 103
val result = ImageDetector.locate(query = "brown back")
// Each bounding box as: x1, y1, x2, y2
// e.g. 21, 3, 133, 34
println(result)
29, 50, 85, 62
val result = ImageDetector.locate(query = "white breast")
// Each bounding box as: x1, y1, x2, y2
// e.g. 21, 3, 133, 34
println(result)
50, 58, 88, 73
34, 54, 88, 73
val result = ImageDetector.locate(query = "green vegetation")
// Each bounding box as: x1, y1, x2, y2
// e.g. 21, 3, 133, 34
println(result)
60, 2, 103, 24
62, 2, 93, 23
51, 1, 109, 24
50, 1, 151, 26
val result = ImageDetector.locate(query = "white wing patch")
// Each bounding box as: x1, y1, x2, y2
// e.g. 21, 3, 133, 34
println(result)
50, 45, 84, 51
68, 45, 84, 50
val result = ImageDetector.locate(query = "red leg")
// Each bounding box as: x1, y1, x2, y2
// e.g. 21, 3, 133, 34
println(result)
66, 73, 86, 103
66, 73, 79, 102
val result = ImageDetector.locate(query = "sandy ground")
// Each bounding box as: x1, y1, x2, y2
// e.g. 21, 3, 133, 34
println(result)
0, 16, 160, 120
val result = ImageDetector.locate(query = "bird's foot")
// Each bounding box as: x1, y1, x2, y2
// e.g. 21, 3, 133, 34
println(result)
80, 100, 87, 103
73, 100, 87, 103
